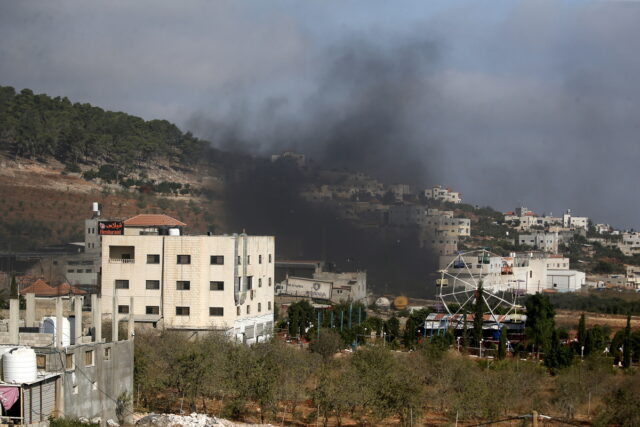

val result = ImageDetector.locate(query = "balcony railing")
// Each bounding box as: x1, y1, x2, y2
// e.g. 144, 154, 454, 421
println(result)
109, 258, 135, 264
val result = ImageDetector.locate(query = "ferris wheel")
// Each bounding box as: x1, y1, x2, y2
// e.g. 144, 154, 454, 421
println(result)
437, 249, 519, 319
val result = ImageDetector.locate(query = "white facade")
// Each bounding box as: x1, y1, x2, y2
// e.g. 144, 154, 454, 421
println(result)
546, 270, 585, 292
617, 232, 640, 256
101, 233, 275, 341
438, 253, 581, 294
563, 210, 589, 231
424, 185, 462, 204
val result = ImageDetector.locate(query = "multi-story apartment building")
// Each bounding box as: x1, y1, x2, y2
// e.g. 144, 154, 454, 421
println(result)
518, 231, 560, 254
423, 185, 462, 204
616, 232, 640, 256
101, 215, 275, 343
563, 209, 589, 231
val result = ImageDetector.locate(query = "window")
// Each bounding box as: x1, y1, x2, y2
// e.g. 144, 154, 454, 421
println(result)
115, 280, 129, 289
67, 269, 75, 273
146, 280, 160, 290
259, 255, 262, 264
268, 278, 272, 287
65, 353, 75, 370
268, 301, 272, 311
247, 276, 253, 290
210, 281, 224, 291
237, 256, 241, 265
146, 306, 159, 315
258, 303, 261, 312
88, 227, 91, 234
118, 305, 129, 314
147, 254, 160, 264
247, 255, 251, 265
246, 305, 250, 315
269, 254, 272, 263
177, 255, 191, 264
104, 347, 111, 361
177, 281, 190, 290
530, 271, 533, 278
209, 307, 224, 316
210, 255, 224, 265
258, 278, 262, 288
85, 350, 95, 367
176, 306, 190, 316
236, 306, 241, 316
37, 354, 46, 370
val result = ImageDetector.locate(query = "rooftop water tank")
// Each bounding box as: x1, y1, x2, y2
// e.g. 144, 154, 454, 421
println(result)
40, 317, 71, 347
168, 228, 180, 236
3, 347, 37, 383
0, 346, 14, 380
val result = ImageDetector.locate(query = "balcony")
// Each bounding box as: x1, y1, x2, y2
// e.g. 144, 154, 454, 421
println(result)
109, 245, 135, 264
109, 258, 135, 264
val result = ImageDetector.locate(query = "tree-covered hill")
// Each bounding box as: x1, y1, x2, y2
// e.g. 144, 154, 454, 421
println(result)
0, 86, 208, 170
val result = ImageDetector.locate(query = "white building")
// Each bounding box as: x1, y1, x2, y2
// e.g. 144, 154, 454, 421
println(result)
595, 223, 612, 234
563, 209, 589, 231
518, 231, 560, 254
616, 232, 640, 256
101, 215, 274, 343
438, 252, 583, 294
424, 185, 462, 204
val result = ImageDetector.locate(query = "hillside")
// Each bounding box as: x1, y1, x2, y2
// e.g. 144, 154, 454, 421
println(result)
0, 86, 233, 251
0, 86, 208, 171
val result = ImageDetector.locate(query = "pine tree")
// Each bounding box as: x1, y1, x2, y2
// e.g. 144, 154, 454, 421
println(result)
623, 314, 632, 369
497, 325, 507, 360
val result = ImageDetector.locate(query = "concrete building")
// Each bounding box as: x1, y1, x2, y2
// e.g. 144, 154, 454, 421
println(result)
563, 209, 589, 231
616, 232, 640, 256
595, 223, 612, 234
423, 185, 462, 204
504, 207, 563, 231
275, 259, 367, 304
518, 231, 560, 254
438, 252, 583, 294
626, 265, 640, 289
0, 294, 133, 425
389, 184, 412, 201
101, 215, 275, 342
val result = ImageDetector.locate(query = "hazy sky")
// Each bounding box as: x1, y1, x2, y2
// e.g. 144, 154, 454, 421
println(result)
1, 1, 640, 228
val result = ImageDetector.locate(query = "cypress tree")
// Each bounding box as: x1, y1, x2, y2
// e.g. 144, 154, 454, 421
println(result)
473, 281, 485, 347
623, 314, 632, 369
461, 314, 469, 351
577, 313, 586, 348
497, 325, 507, 360
10, 274, 17, 299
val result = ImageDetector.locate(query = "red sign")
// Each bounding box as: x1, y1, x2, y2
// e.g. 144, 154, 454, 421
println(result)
99, 221, 124, 235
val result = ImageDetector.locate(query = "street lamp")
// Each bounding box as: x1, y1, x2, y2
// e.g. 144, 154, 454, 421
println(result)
456, 336, 461, 352
581, 345, 585, 361
480, 339, 484, 358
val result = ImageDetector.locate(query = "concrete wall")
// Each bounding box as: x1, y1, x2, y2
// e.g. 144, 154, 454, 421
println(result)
56, 340, 134, 422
